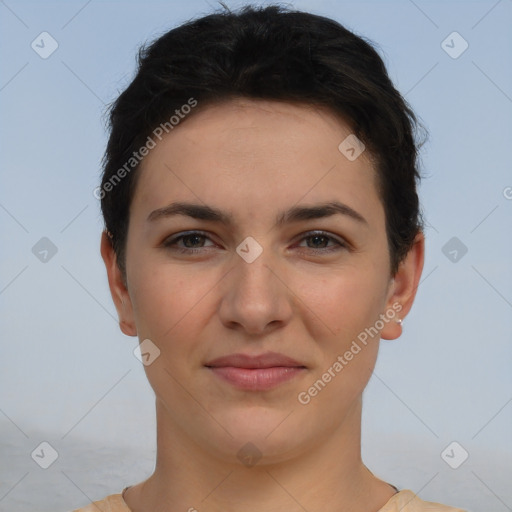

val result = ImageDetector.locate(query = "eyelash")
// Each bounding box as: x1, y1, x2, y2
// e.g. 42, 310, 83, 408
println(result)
162, 230, 348, 255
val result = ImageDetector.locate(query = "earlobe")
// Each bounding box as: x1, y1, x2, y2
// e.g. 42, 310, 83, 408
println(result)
381, 232, 425, 340
100, 231, 138, 337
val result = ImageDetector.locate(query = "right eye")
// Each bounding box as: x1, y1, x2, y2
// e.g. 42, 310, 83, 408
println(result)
162, 231, 218, 254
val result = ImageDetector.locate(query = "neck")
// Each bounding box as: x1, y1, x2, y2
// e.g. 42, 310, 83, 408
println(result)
125, 397, 395, 512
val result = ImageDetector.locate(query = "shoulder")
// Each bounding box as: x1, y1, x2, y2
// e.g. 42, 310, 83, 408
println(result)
71, 488, 466, 512
379, 490, 466, 512
72, 493, 130, 512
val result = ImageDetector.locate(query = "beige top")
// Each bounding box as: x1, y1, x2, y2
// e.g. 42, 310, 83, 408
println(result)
72, 489, 466, 511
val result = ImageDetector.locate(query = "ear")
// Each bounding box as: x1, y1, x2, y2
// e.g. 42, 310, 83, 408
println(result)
381, 232, 425, 340
100, 231, 137, 337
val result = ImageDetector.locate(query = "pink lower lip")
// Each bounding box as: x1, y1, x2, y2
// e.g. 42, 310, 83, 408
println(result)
209, 366, 305, 390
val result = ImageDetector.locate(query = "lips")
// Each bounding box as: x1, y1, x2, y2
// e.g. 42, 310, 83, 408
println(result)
206, 352, 305, 369
205, 352, 306, 390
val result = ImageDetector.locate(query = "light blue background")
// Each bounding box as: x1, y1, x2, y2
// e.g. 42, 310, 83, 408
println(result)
1, 1, 511, 511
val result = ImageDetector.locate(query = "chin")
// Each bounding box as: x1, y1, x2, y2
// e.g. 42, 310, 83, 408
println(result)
198, 404, 312, 465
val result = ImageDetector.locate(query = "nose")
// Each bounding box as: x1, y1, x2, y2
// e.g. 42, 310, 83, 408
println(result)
218, 245, 294, 336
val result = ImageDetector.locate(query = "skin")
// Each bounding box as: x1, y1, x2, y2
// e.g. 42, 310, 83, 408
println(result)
101, 98, 424, 512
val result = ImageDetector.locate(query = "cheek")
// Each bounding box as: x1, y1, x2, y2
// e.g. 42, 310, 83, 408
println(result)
300, 264, 388, 344
127, 256, 219, 343
295, 271, 385, 419
302, 262, 391, 402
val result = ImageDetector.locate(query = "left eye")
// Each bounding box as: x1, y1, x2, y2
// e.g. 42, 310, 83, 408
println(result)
297, 232, 346, 252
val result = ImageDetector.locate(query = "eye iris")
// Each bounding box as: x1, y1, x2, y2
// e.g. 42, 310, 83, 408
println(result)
308, 235, 328, 248
183, 234, 204, 248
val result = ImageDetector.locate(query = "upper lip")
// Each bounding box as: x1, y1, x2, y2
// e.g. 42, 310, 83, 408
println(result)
205, 352, 305, 369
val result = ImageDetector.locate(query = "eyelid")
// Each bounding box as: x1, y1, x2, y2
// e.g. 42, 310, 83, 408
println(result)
162, 230, 216, 248
294, 230, 348, 248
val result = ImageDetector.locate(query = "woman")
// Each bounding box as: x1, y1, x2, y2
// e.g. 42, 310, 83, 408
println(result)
76, 4, 465, 511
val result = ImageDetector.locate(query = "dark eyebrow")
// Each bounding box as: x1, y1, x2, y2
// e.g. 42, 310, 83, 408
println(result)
276, 201, 367, 226
147, 202, 232, 224
147, 200, 367, 226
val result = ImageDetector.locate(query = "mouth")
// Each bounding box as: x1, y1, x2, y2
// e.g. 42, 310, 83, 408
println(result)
205, 352, 307, 391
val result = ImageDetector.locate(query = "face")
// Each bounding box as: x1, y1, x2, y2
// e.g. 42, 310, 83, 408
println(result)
102, 98, 423, 464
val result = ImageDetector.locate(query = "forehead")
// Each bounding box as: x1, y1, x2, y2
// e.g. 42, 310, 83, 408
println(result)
131, 98, 382, 227
163, 98, 365, 159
